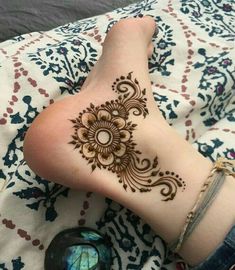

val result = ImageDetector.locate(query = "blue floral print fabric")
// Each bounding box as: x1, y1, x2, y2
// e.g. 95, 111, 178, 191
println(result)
0, 0, 234, 269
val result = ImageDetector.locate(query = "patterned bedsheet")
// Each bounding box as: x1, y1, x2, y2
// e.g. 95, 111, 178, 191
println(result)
0, 0, 234, 269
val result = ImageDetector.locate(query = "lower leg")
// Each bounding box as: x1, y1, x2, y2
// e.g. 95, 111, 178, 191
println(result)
23, 17, 235, 266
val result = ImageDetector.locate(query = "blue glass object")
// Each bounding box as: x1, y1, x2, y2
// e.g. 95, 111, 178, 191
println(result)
44, 227, 112, 270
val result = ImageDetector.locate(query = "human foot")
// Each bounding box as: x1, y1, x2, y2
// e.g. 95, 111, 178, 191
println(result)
24, 17, 221, 266
23, 16, 168, 195
23, 15, 211, 220
25, 16, 190, 199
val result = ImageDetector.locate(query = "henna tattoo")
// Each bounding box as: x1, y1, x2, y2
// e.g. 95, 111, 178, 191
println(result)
69, 72, 185, 201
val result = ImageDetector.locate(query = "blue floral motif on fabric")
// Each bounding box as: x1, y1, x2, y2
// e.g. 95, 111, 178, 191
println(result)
194, 48, 234, 126
180, 0, 235, 41
96, 199, 174, 269
149, 17, 176, 76
28, 37, 98, 95
0, 257, 25, 270
54, 18, 98, 37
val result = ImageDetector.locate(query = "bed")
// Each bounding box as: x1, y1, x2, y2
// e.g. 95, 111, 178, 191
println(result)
0, 0, 234, 269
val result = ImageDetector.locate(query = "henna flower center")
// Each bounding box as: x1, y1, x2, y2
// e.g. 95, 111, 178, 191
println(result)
95, 129, 112, 146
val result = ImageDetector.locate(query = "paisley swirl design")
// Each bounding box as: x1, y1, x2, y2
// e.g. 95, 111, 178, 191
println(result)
69, 72, 185, 200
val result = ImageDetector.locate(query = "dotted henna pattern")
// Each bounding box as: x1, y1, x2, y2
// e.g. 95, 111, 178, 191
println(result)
69, 72, 185, 201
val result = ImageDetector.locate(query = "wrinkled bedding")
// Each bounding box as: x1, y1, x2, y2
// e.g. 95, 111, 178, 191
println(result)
0, 0, 234, 269
0, 0, 139, 42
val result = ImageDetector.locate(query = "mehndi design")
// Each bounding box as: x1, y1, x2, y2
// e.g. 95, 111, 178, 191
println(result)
69, 72, 185, 201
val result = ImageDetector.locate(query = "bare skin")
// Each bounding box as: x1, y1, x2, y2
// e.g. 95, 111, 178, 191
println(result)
23, 17, 235, 266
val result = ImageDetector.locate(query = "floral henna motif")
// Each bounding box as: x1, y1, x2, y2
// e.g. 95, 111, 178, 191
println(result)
69, 72, 185, 201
